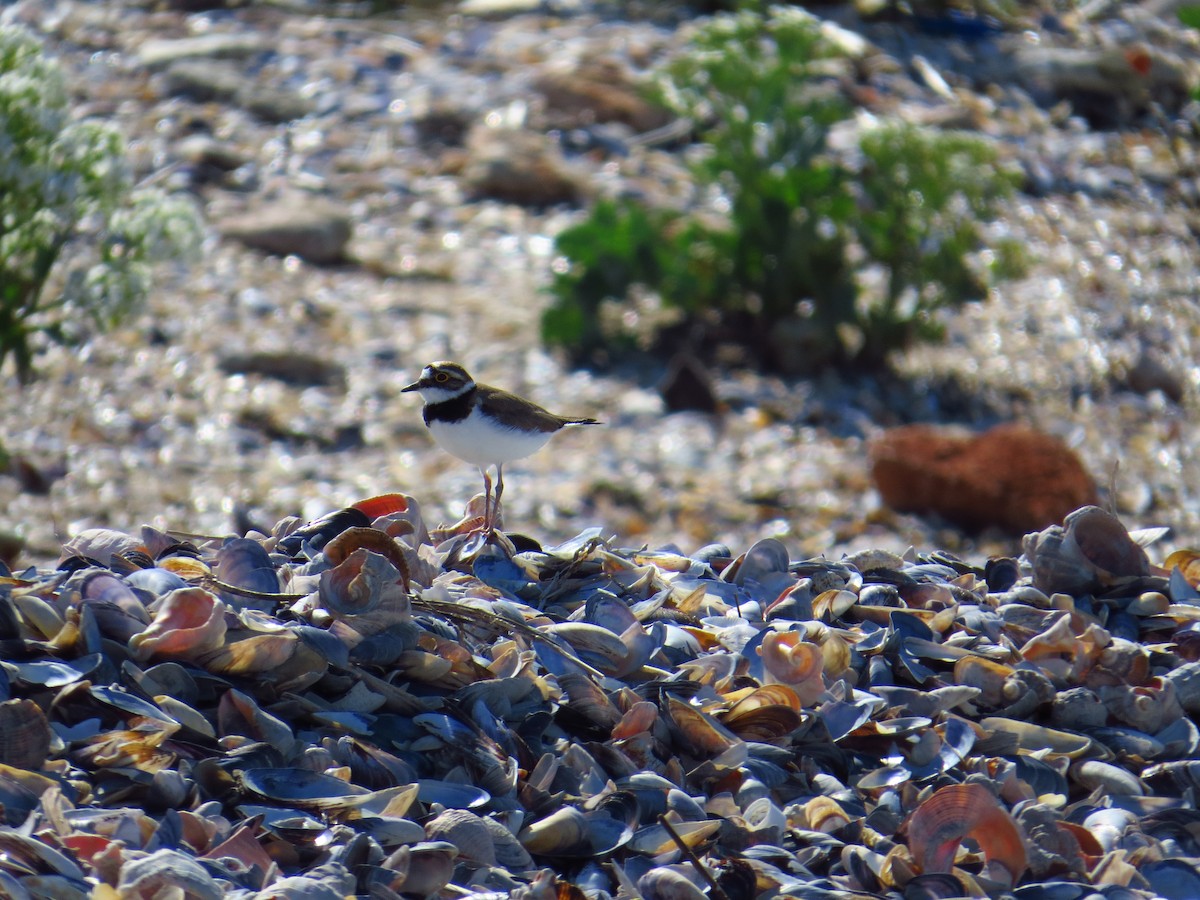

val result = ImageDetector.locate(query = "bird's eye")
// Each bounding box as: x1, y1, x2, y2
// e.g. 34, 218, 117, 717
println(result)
435, 372, 449, 383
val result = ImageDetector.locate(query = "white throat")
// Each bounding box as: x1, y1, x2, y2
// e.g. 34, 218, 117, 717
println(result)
417, 382, 473, 404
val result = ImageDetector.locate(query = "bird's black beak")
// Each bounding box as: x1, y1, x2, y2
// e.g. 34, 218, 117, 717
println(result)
400, 379, 422, 393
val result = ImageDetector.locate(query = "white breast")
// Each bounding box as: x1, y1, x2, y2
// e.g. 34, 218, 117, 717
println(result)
428, 412, 554, 467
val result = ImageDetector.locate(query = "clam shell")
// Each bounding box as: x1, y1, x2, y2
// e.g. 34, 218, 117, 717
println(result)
318, 548, 409, 617
907, 783, 1027, 886
1071, 760, 1145, 796
0, 699, 52, 770
425, 809, 498, 866
129, 587, 228, 663
629, 819, 721, 857
637, 865, 707, 900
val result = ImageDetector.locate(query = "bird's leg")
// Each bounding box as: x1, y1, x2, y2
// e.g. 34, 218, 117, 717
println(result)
493, 464, 505, 532
481, 466, 493, 533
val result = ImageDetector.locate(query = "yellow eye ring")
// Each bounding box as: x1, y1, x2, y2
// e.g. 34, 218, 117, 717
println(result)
435, 372, 449, 383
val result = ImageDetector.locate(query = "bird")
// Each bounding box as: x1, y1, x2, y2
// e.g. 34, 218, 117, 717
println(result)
401, 361, 600, 533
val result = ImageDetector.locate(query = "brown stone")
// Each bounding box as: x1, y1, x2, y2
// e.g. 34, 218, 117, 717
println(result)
535, 60, 671, 133
462, 126, 585, 207
869, 423, 1097, 534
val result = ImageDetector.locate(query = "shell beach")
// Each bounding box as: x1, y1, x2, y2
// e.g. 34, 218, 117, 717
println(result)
2, 0, 1200, 896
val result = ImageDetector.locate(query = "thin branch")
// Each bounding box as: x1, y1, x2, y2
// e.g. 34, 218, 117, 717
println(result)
656, 814, 730, 900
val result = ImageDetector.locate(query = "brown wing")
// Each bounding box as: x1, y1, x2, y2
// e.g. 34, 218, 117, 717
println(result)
478, 386, 577, 433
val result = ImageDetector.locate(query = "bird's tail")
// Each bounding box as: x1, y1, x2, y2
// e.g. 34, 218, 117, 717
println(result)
567, 417, 602, 426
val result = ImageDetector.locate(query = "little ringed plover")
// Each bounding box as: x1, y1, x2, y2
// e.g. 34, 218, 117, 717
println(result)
401, 361, 600, 532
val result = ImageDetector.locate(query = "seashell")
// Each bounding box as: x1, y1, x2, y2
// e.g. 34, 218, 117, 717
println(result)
318, 548, 408, 617
741, 796, 787, 842
723, 538, 790, 585
425, 808, 497, 866
199, 632, 328, 691
1071, 760, 1145, 796
665, 696, 740, 758
1098, 679, 1182, 733
60, 529, 146, 567
129, 587, 228, 663
1050, 687, 1108, 731
11, 593, 65, 641
612, 700, 659, 740
123, 565, 190, 599
1161, 660, 1200, 715
1080, 807, 1139, 854
417, 779, 490, 810
77, 570, 152, 639
1089, 729, 1161, 763
1156, 715, 1200, 759
559, 671, 621, 729
719, 702, 803, 743
759, 631, 826, 704
907, 783, 1027, 886
323, 526, 411, 591
156, 554, 212, 581
996, 667, 1058, 719
1022, 506, 1150, 597
276, 505, 373, 558
1143, 759, 1200, 794
1126, 591, 1169, 616
516, 807, 588, 858
199, 820, 274, 889
386, 842, 458, 897
637, 865, 707, 900
842, 843, 885, 892
481, 816, 535, 871
240, 767, 417, 815
813, 588, 859, 620
1141, 858, 1200, 900
902, 871, 967, 899
0, 699, 52, 770
0, 765, 61, 826
980, 717, 1096, 758
952, 656, 1013, 707
628, 818, 721, 857
215, 537, 280, 601
1165, 549, 1200, 588
803, 795, 852, 834
1087, 637, 1150, 689
540, 621, 632, 676
218, 689, 296, 758
115, 848, 222, 900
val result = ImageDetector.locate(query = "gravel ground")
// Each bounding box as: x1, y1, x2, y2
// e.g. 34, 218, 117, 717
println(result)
1, 0, 1199, 569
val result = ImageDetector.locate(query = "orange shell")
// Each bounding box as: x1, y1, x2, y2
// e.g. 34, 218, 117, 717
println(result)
760, 631, 826, 705
907, 783, 1027, 885
323, 526, 411, 590
129, 588, 228, 663
352, 493, 411, 520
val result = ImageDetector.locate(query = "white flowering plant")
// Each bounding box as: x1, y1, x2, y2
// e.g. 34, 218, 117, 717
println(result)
0, 25, 202, 382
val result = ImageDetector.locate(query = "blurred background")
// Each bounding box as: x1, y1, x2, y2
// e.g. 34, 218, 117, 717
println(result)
1, 0, 1197, 568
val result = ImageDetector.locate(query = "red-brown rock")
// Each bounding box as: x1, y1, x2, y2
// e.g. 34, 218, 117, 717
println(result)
869, 423, 1097, 534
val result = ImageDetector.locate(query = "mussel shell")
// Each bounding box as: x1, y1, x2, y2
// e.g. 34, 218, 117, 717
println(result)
276, 506, 372, 558
903, 872, 966, 900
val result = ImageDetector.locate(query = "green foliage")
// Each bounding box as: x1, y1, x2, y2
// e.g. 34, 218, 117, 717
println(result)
0, 25, 203, 382
542, 6, 1018, 373
854, 122, 1020, 365
1178, 5, 1200, 29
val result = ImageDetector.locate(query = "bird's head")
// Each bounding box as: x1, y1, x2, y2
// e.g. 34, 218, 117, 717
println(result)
401, 361, 475, 403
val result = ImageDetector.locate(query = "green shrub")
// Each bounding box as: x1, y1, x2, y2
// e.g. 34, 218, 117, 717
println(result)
0, 25, 202, 382
854, 122, 1019, 365
542, 6, 1020, 373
